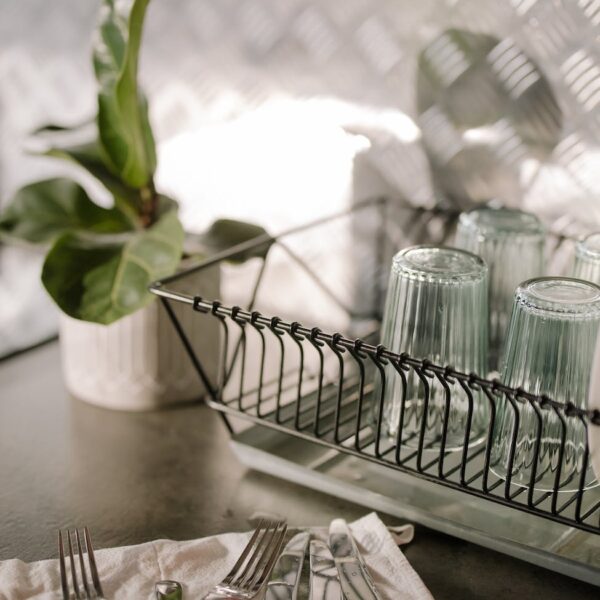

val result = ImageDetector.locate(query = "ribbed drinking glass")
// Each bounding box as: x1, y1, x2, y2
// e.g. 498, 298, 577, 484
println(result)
573, 232, 600, 285
455, 206, 545, 371
379, 245, 489, 451
491, 277, 600, 492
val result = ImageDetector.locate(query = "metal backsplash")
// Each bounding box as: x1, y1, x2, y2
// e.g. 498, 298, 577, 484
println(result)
1, 0, 600, 355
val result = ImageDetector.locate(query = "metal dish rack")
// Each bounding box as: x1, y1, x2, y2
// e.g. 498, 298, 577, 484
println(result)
150, 198, 600, 583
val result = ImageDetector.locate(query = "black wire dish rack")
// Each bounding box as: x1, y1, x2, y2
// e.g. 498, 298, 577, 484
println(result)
150, 198, 600, 583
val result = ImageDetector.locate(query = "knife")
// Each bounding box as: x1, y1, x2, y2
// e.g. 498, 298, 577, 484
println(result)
328, 519, 382, 600
155, 580, 183, 600
265, 531, 310, 600
309, 540, 343, 600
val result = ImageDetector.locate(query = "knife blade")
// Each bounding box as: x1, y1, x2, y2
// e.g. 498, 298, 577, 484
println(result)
265, 531, 310, 600
328, 519, 382, 600
308, 540, 343, 600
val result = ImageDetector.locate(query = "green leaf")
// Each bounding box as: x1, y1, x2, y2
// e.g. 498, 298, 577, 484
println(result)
185, 219, 272, 262
156, 193, 179, 217
42, 209, 184, 324
41, 139, 142, 227
32, 118, 95, 135
0, 178, 132, 244
93, 0, 156, 189
34, 128, 178, 227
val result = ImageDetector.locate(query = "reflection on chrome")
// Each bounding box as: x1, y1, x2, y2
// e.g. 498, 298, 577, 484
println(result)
309, 541, 342, 600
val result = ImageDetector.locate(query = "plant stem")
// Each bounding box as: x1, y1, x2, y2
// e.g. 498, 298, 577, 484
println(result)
139, 182, 158, 228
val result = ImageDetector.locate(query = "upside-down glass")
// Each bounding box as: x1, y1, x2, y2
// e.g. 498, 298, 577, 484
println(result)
455, 206, 545, 371
379, 246, 489, 451
573, 232, 600, 285
491, 277, 600, 492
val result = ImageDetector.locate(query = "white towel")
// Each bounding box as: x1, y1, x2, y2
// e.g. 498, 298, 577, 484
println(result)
0, 512, 433, 599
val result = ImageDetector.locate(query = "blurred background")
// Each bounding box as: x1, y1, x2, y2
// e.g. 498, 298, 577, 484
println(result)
2, 0, 600, 357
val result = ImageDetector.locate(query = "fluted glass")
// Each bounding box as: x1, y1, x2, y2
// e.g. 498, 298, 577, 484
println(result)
380, 246, 489, 451
491, 277, 600, 491
573, 232, 600, 285
455, 206, 545, 371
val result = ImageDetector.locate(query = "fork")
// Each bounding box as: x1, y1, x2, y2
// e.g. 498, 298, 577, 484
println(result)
203, 519, 288, 599
58, 527, 104, 599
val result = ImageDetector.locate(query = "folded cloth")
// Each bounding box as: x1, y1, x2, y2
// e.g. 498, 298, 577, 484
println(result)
0, 512, 433, 600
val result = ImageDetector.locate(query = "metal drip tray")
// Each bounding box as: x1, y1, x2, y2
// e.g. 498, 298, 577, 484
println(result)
231, 424, 600, 586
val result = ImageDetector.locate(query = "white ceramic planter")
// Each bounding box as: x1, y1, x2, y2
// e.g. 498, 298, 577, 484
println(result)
60, 265, 220, 411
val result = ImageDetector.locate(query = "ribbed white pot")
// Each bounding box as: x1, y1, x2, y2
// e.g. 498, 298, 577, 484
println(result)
60, 266, 220, 411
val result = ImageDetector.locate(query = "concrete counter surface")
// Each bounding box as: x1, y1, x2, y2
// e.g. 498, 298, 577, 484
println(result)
0, 342, 597, 599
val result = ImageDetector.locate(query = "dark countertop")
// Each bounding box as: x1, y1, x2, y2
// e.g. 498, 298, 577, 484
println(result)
0, 342, 597, 599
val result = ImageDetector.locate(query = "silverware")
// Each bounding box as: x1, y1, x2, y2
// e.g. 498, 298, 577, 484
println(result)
328, 519, 381, 600
58, 527, 104, 599
155, 580, 183, 600
202, 519, 288, 600
308, 541, 342, 600
265, 531, 309, 600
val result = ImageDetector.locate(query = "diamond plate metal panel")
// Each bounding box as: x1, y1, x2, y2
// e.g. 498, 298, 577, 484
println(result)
3, 0, 600, 354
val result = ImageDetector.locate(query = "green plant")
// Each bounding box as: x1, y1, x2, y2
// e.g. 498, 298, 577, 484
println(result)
0, 0, 268, 324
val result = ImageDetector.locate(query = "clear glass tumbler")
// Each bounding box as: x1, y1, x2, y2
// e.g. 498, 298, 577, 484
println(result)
573, 232, 600, 285
379, 245, 489, 451
455, 206, 545, 371
491, 277, 600, 492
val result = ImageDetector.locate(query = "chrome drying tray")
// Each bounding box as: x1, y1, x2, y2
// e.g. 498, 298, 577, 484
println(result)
150, 198, 600, 585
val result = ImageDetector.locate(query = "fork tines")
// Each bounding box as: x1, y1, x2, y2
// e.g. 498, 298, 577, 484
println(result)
220, 519, 288, 594
58, 527, 104, 599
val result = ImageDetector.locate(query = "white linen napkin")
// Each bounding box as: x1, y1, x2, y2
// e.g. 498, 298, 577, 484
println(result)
0, 512, 433, 600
